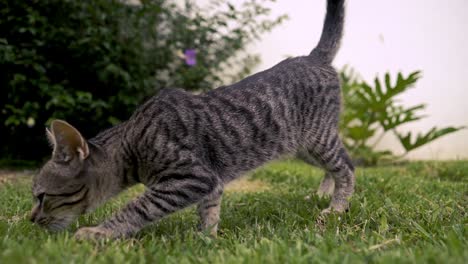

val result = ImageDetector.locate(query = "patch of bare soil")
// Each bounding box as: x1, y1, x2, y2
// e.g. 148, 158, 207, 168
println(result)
225, 177, 271, 193
0, 169, 34, 185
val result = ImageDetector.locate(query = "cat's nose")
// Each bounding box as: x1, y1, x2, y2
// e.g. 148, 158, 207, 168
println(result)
30, 212, 38, 223
30, 206, 39, 223
30, 213, 37, 223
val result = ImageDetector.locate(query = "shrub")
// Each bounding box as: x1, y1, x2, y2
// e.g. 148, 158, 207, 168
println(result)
339, 67, 464, 166
0, 0, 286, 160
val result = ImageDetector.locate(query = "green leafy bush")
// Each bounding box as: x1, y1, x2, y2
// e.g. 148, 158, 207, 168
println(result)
0, 0, 286, 160
339, 68, 464, 166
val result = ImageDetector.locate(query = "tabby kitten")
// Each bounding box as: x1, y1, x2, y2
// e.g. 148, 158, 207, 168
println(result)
31, 0, 354, 239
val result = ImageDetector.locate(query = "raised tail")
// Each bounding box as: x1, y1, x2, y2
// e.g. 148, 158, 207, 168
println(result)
310, 0, 345, 63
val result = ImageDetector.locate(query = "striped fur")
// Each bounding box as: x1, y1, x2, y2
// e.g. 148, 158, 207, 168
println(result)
31, 0, 354, 239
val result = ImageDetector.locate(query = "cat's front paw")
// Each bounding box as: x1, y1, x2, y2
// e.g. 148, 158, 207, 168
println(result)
74, 226, 113, 240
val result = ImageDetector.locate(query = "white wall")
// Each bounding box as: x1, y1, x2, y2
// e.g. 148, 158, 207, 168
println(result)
245, 0, 468, 160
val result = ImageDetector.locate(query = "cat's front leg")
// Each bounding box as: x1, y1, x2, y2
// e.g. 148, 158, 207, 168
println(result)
197, 185, 223, 237
75, 170, 219, 239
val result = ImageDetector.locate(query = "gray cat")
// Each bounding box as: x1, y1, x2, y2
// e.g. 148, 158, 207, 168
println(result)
30, 0, 354, 239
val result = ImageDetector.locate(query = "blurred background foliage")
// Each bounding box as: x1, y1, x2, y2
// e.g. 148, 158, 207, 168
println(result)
339, 68, 464, 166
0, 0, 286, 160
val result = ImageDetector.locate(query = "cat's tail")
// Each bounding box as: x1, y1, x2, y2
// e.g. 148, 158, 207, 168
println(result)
310, 0, 345, 63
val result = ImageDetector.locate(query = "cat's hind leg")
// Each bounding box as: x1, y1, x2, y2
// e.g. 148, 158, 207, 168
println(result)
317, 173, 335, 198
197, 185, 223, 237
297, 153, 335, 198
299, 134, 355, 213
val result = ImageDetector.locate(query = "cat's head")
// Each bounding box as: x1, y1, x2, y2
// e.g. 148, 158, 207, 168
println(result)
30, 120, 104, 231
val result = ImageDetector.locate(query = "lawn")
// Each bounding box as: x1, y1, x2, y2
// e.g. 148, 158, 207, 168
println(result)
0, 160, 466, 263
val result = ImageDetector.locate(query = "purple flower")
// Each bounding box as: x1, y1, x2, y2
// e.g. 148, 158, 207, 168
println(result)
184, 49, 197, 66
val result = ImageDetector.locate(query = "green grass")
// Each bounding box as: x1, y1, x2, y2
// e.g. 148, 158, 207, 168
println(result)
0, 160, 467, 263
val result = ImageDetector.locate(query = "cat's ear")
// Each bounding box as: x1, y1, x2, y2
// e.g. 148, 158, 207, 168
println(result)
49, 120, 89, 162
45, 127, 56, 148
